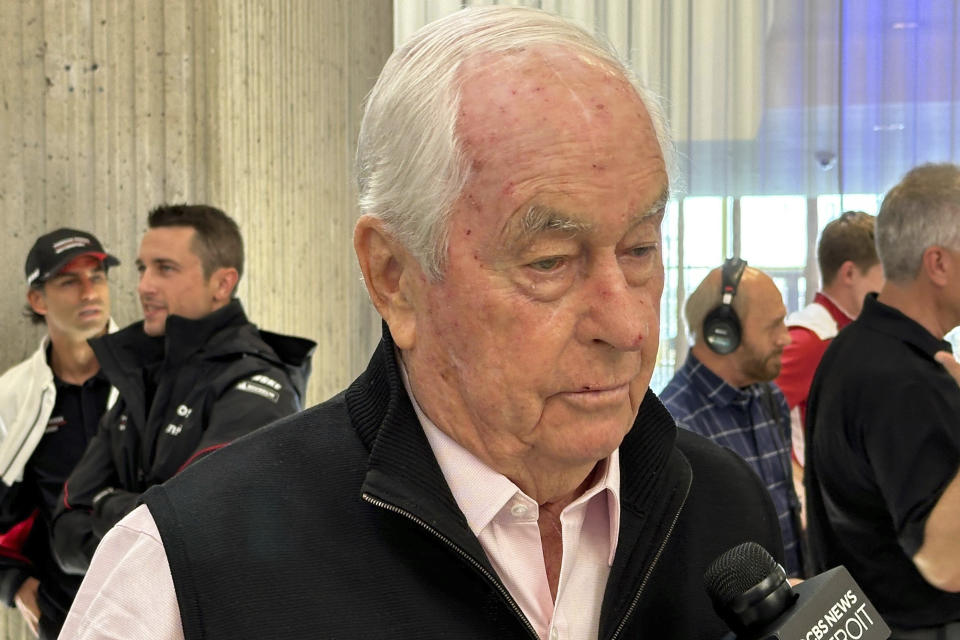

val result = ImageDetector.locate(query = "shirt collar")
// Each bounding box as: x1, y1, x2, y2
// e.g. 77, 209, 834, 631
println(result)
681, 351, 755, 408
858, 293, 952, 358
397, 351, 622, 565
814, 291, 855, 329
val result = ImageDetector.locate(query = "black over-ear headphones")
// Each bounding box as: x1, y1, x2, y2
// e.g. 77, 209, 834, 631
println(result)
702, 257, 748, 355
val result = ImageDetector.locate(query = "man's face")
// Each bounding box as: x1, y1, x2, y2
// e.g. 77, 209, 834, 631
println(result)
737, 278, 791, 383
30, 255, 111, 340
850, 262, 884, 316
137, 226, 218, 336
402, 48, 668, 474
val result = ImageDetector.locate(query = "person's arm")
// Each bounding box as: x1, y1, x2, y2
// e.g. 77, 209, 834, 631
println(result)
775, 328, 829, 410
14, 576, 39, 636
912, 351, 960, 591
59, 504, 184, 640
173, 369, 301, 472
50, 422, 122, 575
913, 468, 960, 591
0, 510, 38, 608
0, 483, 42, 620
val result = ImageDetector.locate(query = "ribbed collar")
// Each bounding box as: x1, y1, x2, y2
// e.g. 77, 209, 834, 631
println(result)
347, 323, 689, 636
349, 323, 679, 528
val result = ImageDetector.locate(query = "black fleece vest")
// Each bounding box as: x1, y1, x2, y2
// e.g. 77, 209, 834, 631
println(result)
143, 333, 783, 639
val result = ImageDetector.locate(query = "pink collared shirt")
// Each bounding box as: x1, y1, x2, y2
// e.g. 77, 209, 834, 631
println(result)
418, 412, 621, 640
60, 381, 621, 640
405, 365, 622, 640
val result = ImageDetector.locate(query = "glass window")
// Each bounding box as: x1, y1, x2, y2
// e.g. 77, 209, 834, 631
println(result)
817, 194, 883, 234
740, 196, 807, 268
683, 197, 725, 267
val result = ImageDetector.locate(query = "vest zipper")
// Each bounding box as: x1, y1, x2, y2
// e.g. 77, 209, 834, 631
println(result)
361, 492, 539, 640
608, 481, 690, 640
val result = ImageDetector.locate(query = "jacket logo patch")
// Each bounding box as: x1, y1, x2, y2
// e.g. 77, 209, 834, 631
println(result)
165, 423, 183, 436
45, 415, 66, 434
235, 380, 280, 403
250, 374, 282, 391
176, 404, 193, 418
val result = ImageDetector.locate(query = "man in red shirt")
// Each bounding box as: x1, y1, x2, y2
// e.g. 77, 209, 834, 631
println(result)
775, 211, 884, 521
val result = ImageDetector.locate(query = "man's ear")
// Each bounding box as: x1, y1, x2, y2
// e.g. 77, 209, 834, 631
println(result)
354, 215, 420, 349
27, 288, 47, 317
921, 246, 951, 288
837, 260, 857, 285
209, 267, 240, 305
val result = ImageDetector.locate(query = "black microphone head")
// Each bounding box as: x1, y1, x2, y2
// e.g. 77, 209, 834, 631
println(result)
704, 542, 797, 636
704, 541, 780, 601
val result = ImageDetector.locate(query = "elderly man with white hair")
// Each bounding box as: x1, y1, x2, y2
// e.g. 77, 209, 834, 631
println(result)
60, 7, 782, 639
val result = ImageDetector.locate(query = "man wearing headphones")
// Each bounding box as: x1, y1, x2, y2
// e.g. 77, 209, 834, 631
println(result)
660, 259, 802, 577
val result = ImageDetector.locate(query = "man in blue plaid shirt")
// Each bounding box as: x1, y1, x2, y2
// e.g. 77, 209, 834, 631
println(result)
660, 264, 803, 577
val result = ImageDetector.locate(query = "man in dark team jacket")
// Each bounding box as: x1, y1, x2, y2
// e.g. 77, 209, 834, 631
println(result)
50, 205, 315, 575
62, 8, 782, 639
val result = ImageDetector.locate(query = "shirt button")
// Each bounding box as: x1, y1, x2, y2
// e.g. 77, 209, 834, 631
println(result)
510, 503, 528, 517
550, 628, 559, 640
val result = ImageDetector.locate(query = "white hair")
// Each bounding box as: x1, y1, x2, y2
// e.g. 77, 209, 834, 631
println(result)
356, 5, 674, 280
876, 163, 960, 282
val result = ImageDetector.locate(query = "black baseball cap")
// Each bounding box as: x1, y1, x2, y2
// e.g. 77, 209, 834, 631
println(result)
25, 228, 120, 287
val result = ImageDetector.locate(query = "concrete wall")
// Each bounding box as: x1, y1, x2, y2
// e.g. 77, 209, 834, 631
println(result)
0, 1, 391, 635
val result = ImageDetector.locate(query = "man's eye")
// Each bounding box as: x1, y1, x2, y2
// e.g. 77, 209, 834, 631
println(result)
629, 244, 656, 258
528, 257, 565, 271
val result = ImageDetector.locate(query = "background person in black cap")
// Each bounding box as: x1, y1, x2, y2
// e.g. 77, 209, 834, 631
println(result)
49, 204, 316, 578
0, 228, 119, 638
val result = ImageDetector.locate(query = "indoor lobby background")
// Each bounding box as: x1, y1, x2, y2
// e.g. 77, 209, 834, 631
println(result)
0, 1, 958, 635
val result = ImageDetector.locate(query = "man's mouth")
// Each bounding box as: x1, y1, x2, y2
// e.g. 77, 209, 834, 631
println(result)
557, 382, 632, 407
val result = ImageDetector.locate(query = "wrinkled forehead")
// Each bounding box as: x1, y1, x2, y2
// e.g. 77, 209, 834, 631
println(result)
451, 46, 666, 231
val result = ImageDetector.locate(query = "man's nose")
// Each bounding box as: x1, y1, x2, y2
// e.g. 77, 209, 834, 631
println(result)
577, 259, 653, 351
79, 276, 98, 301
778, 323, 792, 347
137, 269, 154, 297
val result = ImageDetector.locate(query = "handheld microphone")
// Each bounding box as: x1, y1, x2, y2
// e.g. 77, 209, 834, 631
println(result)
704, 542, 890, 640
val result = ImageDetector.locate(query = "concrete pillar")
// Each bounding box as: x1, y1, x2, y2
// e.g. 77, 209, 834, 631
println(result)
0, 1, 391, 633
